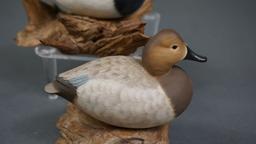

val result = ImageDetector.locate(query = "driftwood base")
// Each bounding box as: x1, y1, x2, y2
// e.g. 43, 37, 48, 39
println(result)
56, 104, 169, 144
16, 0, 152, 56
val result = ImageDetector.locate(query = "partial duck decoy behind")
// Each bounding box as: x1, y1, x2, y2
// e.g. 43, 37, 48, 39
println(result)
41, 0, 146, 19
45, 29, 207, 129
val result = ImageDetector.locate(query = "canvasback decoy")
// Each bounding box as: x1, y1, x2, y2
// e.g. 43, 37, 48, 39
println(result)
41, 0, 145, 19
45, 29, 207, 128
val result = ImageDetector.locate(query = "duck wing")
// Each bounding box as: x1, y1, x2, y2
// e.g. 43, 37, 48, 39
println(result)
57, 56, 159, 90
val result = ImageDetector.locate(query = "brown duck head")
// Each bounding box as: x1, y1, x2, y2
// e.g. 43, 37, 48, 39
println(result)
142, 29, 207, 117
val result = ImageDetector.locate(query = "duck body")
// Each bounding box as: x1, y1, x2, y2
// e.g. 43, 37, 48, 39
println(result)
41, 0, 145, 19
56, 56, 179, 128
45, 29, 207, 128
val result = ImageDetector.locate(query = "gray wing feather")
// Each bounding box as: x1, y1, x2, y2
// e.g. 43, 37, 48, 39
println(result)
57, 56, 157, 90
58, 75, 90, 88
68, 75, 90, 87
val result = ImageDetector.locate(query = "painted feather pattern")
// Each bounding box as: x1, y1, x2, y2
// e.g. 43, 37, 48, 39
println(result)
58, 56, 175, 128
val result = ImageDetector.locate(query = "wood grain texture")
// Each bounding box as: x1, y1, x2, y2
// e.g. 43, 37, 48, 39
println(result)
56, 104, 169, 144
16, 0, 152, 56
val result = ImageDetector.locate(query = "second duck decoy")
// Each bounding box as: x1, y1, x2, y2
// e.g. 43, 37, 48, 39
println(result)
41, 0, 145, 19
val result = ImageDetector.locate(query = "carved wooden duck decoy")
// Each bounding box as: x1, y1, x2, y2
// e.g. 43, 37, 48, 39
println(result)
41, 0, 145, 19
45, 29, 207, 128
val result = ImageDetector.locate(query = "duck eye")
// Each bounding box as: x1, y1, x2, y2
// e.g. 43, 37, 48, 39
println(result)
172, 45, 178, 50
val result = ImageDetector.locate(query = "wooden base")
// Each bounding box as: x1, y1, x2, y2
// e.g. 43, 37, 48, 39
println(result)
56, 104, 169, 144
16, 0, 152, 56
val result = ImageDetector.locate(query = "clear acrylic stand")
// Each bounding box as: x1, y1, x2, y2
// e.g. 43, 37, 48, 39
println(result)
35, 12, 160, 99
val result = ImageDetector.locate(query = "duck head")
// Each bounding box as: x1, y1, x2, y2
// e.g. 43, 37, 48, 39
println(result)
142, 29, 207, 117
142, 29, 207, 76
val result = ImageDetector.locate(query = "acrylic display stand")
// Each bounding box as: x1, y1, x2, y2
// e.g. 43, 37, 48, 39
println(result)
35, 12, 160, 99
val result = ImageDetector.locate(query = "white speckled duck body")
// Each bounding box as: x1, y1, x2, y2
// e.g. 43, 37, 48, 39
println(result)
41, 0, 145, 19
58, 56, 175, 128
